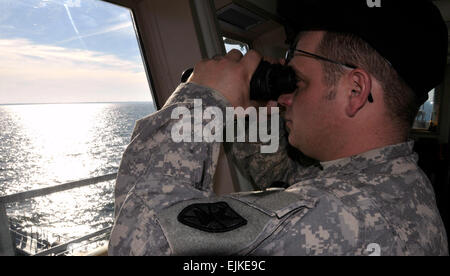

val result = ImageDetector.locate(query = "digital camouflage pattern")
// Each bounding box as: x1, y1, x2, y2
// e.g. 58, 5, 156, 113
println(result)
108, 83, 448, 256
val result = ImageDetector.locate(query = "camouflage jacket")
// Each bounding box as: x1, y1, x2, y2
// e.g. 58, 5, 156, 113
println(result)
108, 83, 448, 256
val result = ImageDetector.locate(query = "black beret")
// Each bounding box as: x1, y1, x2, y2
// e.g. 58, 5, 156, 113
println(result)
278, 0, 448, 104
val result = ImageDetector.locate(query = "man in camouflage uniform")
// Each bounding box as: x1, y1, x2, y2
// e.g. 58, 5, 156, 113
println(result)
109, 0, 449, 255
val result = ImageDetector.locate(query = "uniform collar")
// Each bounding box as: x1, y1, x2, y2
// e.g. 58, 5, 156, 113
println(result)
318, 141, 415, 176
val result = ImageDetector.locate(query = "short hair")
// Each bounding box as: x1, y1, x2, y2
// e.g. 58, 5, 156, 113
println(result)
313, 31, 421, 130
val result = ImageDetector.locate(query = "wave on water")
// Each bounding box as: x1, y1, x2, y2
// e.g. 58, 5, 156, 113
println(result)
0, 102, 156, 246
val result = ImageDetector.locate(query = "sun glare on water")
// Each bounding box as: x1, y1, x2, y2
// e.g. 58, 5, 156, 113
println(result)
11, 104, 108, 183
3, 103, 118, 241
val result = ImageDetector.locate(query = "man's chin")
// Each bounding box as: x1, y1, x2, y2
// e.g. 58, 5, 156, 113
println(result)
286, 141, 318, 167
284, 121, 292, 134
287, 134, 300, 152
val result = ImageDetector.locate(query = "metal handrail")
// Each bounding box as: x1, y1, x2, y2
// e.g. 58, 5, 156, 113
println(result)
0, 173, 117, 256
0, 173, 117, 204
34, 227, 112, 256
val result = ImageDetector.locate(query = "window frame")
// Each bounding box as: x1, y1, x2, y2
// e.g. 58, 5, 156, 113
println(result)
102, 0, 159, 109
411, 83, 449, 143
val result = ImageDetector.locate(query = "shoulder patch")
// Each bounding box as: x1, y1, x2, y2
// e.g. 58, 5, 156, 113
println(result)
177, 202, 247, 233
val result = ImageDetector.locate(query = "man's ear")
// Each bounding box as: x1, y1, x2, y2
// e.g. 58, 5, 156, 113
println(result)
345, 69, 372, 118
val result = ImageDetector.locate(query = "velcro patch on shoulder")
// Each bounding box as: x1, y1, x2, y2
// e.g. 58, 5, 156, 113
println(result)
177, 202, 247, 233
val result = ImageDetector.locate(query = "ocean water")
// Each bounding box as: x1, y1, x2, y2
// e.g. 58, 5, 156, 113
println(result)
0, 102, 156, 245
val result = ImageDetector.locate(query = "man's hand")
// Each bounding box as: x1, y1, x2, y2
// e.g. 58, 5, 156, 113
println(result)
188, 49, 262, 108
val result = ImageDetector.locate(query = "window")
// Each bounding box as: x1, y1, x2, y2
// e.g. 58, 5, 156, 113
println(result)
223, 36, 249, 55
413, 89, 438, 131
0, 0, 154, 104
0, 0, 156, 254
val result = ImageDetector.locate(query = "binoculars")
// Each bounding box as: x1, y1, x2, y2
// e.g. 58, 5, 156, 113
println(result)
181, 60, 297, 102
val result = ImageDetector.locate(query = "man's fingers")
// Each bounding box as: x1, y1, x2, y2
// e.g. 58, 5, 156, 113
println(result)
225, 49, 244, 62
241, 50, 262, 80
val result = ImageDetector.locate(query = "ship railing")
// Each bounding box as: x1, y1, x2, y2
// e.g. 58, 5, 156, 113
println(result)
9, 219, 64, 256
0, 173, 117, 256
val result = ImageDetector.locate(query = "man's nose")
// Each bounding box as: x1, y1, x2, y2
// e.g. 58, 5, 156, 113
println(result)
278, 93, 294, 107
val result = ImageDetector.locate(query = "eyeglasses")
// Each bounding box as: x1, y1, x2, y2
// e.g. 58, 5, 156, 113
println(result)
285, 47, 374, 103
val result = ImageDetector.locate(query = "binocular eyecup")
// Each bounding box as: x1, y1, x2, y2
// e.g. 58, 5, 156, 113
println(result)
181, 60, 297, 102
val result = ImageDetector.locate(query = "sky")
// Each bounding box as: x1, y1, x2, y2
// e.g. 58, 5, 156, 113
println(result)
0, 0, 153, 104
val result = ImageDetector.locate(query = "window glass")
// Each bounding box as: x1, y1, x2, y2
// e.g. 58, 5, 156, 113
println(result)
413, 89, 438, 131
0, 0, 155, 255
223, 36, 249, 55
0, 0, 154, 104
